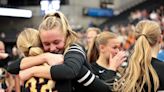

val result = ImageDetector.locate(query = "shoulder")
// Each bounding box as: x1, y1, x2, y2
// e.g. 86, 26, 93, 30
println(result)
69, 43, 86, 51
151, 58, 164, 83
67, 43, 86, 57
151, 58, 164, 67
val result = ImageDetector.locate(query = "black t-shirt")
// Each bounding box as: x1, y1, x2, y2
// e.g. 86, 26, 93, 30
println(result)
91, 62, 116, 81
0, 54, 13, 69
151, 58, 164, 90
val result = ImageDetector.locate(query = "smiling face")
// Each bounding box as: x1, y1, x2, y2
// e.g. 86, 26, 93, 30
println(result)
40, 27, 65, 54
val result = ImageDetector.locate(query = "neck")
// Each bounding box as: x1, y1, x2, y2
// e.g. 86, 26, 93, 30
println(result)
151, 50, 158, 58
96, 55, 108, 69
151, 44, 160, 58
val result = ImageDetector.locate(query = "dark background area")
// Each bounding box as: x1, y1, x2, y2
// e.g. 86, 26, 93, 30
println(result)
7, 0, 69, 7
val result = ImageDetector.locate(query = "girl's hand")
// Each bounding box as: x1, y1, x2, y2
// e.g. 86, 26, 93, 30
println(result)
43, 53, 64, 66
108, 51, 127, 71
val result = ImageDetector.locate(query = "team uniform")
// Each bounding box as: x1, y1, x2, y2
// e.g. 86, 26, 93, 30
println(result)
50, 43, 112, 92
7, 58, 56, 92
150, 58, 164, 91
24, 77, 55, 92
91, 62, 117, 83
7, 43, 112, 92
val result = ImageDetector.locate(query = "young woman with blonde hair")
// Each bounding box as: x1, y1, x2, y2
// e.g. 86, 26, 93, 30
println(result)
8, 11, 116, 92
114, 20, 164, 92
88, 31, 127, 81
16, 28, 63, 91
86, 27, 101, 49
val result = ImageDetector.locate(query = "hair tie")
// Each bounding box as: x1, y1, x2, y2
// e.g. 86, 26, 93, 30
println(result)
28, 46, 32, 50
139, 34, 147, 38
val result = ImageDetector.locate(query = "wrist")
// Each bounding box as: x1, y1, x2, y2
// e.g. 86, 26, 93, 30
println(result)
31, 67, 36, 75
108, 66, 117, 71
40, 53, 47, 63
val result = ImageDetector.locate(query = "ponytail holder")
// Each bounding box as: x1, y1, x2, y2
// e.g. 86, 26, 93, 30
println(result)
139, 34, 147, 39
28, 46, 32, 50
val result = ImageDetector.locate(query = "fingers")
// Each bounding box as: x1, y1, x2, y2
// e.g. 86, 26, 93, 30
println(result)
108, 51, 128, 71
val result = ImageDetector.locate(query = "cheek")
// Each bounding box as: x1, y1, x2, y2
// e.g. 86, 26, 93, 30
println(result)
58, 43, 65, 49
43, 45, 49, 52
108, 48, 116, 56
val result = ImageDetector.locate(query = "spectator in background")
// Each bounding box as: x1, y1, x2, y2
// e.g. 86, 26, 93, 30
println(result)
0, 41, 15, 92
86, 27, 101, 50
0, 41, 8, 60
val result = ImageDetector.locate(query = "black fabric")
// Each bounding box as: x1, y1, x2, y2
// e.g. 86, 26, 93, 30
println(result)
74, 66, 112, 92
0, 54, 13, 69
50, 51, 85, 80
50, 43, 87, 92
7, 57, 22, 74
151, 58, 164, 90
91, 62, 116, 81
51, 43, 113, 92
140, 58, 164, 92
2, 79, 7, 89
55, 80, 72, 92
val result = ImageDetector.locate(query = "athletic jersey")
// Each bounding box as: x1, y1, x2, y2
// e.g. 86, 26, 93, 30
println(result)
91, 62, 117, 82
25, 77, 55, 92
50, 43, 90, 92
7, 58, 56, 92
50, 43, 112, 92
7, 43, 112, 92
24, 63, 55, 92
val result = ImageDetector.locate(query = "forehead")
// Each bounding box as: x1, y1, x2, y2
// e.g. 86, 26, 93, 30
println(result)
87, 30, 98, 36
40, 29, 65, 42
107, 38, 120, 45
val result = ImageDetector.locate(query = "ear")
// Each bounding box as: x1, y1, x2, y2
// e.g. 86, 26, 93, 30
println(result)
99, 44, 106, 53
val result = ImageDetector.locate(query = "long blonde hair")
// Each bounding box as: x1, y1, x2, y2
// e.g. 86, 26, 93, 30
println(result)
17, 28, 43, 56
114, 20, 161, 92
87, 31, 117, 63
39, 11, 78, 54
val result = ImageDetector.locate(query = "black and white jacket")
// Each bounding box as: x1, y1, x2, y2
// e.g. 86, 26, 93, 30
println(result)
50, 43, 112, 92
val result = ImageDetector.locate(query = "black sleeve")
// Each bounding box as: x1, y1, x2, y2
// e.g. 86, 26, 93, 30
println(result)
50, 49, 85, 80
6, 57, 22, 74
77, 66, 112, 92
0, 54, 12, 68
